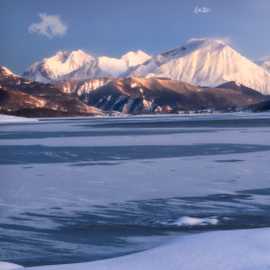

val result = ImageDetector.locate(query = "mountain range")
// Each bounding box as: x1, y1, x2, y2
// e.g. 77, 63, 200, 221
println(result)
23, 38, 270, 95
23, 50, 151, 83
1, 64, 269, 116
2, 38, 270, 117
82, 77, 267, 114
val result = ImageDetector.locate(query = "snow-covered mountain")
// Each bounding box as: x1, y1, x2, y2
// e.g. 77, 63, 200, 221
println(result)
257, 56, 270, 73
128, 38, 270, 95
23, 39, 270, 94
23, 50, 151, 83
23, 50, 94, 83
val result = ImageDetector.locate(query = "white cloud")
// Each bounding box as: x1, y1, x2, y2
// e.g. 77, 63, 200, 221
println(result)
28, 13, 67, 38
194, 6, 212, 15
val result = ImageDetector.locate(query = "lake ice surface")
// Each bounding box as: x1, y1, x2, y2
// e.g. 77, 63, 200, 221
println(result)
1, 113, 270, 269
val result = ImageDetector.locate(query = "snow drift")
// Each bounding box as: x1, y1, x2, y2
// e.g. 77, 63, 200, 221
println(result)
26, 228, 270, 270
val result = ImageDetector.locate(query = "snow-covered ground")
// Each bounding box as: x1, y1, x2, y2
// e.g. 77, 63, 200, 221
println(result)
0, 262, 23, 270
19, 228, 270, 270
2, 228, 270, 270
0, 114, 37, 123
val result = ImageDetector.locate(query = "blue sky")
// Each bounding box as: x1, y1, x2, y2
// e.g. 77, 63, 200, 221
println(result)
1, 0, 270, 73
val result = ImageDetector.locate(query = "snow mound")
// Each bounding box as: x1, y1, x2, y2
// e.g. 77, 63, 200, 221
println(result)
171, 216, 219, 226
0, 262, 23, 270
27, 228, 270, 270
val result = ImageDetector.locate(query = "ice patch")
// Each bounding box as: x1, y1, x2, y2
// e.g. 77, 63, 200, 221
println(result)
172, 216, 219, 226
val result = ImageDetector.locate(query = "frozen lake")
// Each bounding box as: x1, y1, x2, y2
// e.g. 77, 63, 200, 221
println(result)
1, 113, 270, 267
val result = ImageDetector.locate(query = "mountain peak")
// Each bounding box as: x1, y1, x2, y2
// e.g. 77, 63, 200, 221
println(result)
121, 50, 151, 66
186, 38, 230, 47
47, 49, 94, 65
129, 38, 270, 94
161, 38, 230, 59
184, 38, 232, 52
0, 65, 16, 77
24, 49, 96, 83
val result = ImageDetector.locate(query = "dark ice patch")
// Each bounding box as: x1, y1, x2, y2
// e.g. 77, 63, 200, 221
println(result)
1, 143, 270, 165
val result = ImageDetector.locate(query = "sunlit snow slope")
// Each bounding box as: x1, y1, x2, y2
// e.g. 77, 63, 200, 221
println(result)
129, 38, 270, 94
24, 50, 151, 83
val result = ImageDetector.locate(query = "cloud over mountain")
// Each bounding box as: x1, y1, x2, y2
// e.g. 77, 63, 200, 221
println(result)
28, 13, 67, 38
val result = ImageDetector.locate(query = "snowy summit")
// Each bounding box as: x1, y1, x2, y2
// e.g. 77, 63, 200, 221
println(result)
129, 38, 270, 94
23, 50, 151, 83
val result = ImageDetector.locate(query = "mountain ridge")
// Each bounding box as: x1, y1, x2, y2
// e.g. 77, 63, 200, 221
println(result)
22, 38, 270, 95
23, 50, 151, 83
2, 64, 270, 116
257, 56, 270, 73
0, 65, 103, 117
82, 76, 268, 114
